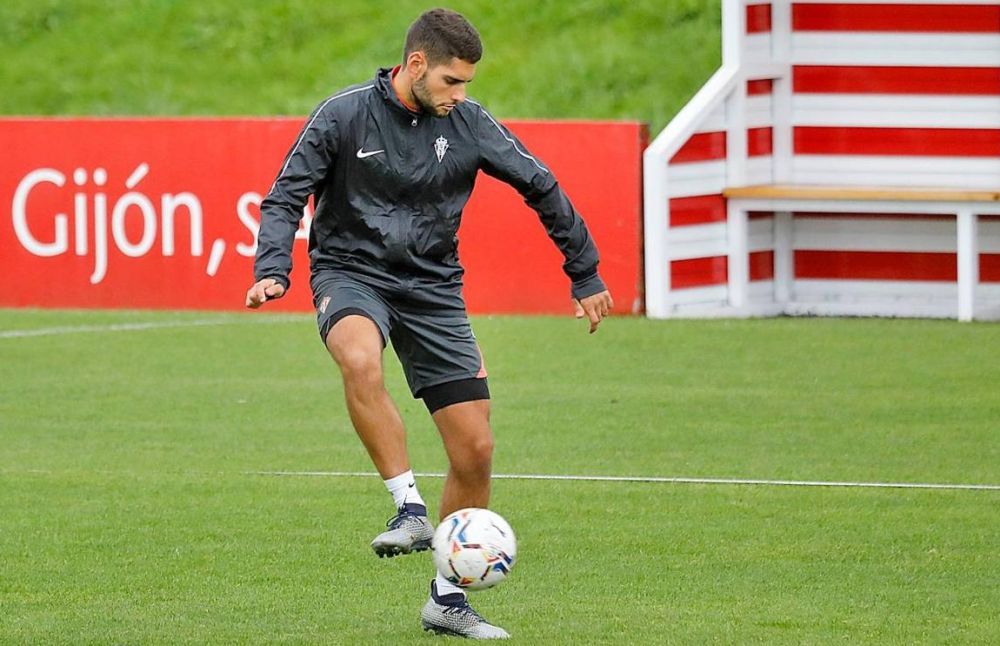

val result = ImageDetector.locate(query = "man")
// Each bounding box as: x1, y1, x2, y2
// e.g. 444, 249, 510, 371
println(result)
246, 8, 612, 640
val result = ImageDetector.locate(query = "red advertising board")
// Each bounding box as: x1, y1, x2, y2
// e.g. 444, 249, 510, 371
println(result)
0, 118, 643, 314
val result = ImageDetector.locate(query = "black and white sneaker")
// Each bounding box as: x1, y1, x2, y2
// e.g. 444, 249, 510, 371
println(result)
371, 503, 434, 558
421, 581, 510, 640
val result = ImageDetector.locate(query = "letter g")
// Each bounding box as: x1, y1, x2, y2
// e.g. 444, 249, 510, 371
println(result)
13, 168, 68, 257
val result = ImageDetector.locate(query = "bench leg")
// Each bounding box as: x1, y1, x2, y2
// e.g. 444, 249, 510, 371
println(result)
727, 200, 749, 309
774, 211, 793, 306
956, 209, 978, 322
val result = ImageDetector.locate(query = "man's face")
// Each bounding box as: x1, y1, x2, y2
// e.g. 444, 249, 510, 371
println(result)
412, 57, 476, 118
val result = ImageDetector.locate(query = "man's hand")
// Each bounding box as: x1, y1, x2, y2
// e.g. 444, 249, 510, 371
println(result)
245, 278, 286, 309
573, 290, 614, 334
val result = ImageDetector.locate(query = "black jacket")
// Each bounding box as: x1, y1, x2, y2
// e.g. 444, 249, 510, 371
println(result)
254, 67, 606, 300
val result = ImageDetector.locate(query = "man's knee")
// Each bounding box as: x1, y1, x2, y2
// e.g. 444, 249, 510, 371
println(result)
334, 348, 383, 388
453, 432, 494, 476
326, 315, 383, 385
470, 433, 495, 467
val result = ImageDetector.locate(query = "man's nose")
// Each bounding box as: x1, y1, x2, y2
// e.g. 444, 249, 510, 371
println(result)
452, 86, 467, 103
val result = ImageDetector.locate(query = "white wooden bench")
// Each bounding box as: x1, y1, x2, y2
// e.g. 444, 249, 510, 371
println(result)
722, 185, 1000, 321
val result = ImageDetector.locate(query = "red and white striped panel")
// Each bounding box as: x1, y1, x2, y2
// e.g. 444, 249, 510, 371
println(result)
664, 3, 777, 302
790, 1, 1000, 188
745, 3, 775, 66
790, 211, 1000, 318
665, 104, 775, 298
786, 1, 1000, 302
792, 2, 1000, 67
793, 212, 1000, 280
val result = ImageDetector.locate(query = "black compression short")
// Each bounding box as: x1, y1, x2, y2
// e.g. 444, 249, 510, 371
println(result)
419, 377, 490, 414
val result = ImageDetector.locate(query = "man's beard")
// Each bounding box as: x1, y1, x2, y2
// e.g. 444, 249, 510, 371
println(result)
412, 76, 448, 118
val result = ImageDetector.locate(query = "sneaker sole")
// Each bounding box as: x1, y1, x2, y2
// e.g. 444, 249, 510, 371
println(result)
422, 621, 509, 640
422, 621, 464, 637
372, 538, 431, 558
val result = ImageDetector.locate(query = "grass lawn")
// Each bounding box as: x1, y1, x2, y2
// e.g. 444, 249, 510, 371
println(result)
1, 309, 997, 643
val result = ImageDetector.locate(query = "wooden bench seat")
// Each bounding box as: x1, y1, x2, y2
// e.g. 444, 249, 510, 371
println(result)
724, 185, 1000, 203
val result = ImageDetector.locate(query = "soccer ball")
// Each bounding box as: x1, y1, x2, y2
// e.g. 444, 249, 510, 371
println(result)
431, 508, 517, 591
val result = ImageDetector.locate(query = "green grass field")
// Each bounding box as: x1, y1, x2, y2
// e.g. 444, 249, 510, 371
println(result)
1, 309, 998, 644
0, 0, 720, 132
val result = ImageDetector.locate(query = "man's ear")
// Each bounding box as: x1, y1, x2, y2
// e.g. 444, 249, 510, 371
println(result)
405, 50, 428, 79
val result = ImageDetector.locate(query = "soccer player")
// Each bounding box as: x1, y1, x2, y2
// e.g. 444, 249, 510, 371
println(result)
245, 8, 612, 639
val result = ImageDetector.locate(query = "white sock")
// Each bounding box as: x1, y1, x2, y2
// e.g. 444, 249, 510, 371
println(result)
383, 469, 426, 510
435, 571, 466, 598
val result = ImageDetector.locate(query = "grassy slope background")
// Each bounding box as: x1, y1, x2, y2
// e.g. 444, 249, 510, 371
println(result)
0, 0, 721, 132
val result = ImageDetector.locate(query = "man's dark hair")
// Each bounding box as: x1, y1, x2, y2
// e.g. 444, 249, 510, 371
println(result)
404, 8, 482, 66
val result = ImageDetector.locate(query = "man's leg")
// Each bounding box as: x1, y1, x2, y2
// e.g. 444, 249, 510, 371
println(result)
325, 314, 408, 479
393, 297, 509, 638
325, 314, 433, 557
420, 398, 509, 639
431, 399, 493, 519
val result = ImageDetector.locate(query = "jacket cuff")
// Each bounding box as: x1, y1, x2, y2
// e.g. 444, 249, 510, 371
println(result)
258, 274, 290, 291
570, 272, 607, 300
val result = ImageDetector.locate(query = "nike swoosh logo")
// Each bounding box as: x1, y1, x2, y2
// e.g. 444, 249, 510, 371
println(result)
407, 482, 415, 488
356, 148, 385, 159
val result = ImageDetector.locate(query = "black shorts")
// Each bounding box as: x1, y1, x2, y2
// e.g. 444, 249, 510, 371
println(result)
311, 270, 488, 403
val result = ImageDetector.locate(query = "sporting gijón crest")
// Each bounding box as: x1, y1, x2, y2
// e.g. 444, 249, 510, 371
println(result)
434, 136, 449, 163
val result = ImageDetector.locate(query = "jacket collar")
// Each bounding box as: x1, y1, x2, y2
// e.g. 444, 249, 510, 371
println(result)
375, 67, 423, 118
